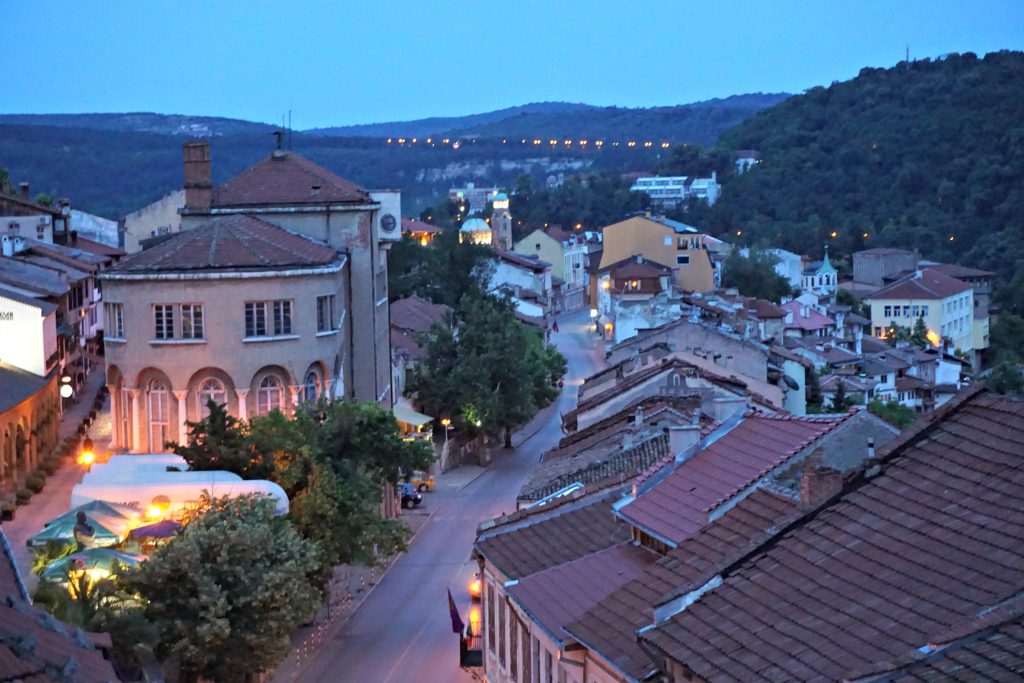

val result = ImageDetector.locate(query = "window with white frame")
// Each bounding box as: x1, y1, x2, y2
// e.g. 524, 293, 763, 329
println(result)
197, 378, 227, 418
181, 304, 204, 339
487, 583, 495, 653
154, 305, 174, 339
148, 380, 169, 450
256, 375, 284, 415
105, 303, 124, 339
246, 300, 292, 337
316, 295, 336, 332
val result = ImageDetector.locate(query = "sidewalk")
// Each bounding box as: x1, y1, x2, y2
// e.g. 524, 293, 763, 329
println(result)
0, 368, 111, 593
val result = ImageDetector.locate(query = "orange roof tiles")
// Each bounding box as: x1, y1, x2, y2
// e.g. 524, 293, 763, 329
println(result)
212, 151, 370, 207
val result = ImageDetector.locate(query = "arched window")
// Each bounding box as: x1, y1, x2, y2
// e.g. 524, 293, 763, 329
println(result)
303, 370, 320, 403
197, 378, 227, 418
257, 375, 284, 415
148, 380, 169, 451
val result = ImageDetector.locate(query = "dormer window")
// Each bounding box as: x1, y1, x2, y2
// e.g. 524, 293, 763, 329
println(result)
310, 185, 322, 197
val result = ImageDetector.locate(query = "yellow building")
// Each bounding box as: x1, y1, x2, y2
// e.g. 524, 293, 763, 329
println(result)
599, 215, 719, 293
865, 268, 975, 353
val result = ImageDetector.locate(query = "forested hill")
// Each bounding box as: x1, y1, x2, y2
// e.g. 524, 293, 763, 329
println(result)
313, 94, 791, 145
698, 50, 1024, 311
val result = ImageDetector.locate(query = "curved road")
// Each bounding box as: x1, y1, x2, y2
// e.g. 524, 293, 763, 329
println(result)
295, 310, 605, 683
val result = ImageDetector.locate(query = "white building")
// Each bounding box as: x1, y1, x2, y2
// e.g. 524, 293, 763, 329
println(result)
489, 252, 553, 325
629, 173, 721, 207
740, 247, 803, 290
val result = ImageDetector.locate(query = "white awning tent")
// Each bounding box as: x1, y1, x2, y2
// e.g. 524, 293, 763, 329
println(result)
393, 401, 434, 428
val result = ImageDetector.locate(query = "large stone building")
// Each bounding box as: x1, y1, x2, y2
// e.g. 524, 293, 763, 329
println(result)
102, 142, 399, 453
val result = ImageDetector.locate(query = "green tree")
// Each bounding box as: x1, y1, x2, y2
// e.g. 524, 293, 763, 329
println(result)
868, 399, 917, 429
169, 401, 272, 479
722, 248, 792, 302
127, 494, 322, 683
411, 293, 566, 447
986, 361, 1024, 395
806, 367, 823, 412
828, 381, 854, 412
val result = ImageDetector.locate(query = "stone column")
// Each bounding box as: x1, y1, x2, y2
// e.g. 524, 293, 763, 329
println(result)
173, 390, 189, 444
128, 388, 142, 453
106, 384, 119, 449
235, 389, 249, 421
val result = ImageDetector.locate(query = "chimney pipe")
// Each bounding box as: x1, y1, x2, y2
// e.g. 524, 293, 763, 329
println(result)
182, 141, 212, 212
634, 404, 644, 426
799, 449, 843, 508
19, 182, 29, 201
866, 437, 875, 460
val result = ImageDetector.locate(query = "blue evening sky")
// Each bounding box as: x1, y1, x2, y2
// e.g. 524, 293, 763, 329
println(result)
4, 0, 1022, 128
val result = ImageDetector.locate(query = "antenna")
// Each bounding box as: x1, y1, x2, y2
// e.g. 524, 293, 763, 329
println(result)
288, 110, 292, 150
905, 44, 910, 64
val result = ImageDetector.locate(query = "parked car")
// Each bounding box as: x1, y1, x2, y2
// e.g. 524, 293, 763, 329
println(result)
397, 482, 422, 509
408, 470, 436, 492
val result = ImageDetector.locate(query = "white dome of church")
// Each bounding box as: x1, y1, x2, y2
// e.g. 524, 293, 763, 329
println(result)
459, 217, 492, 245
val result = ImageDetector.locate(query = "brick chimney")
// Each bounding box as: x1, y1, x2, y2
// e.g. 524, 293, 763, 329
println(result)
799, 450, 843, 507
183, 141, 212, 211
668, 411, 702, 456
19, 182, 29, 201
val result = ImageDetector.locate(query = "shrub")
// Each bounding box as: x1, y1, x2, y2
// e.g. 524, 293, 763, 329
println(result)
77, 425, 86, 435
41, 458, 60, 475
0, 502, 15, 520
26, 471, 47, 493
16, 489, 33, 505
88, 410, 97, 420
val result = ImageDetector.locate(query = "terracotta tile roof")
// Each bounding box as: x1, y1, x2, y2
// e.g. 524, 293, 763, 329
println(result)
507, 542, 658, 646
618, 412, 852, 546
0, 257, 70, 297
73, 237, 125, 258
856, 596, 1024, 682
640, 389, 1024, 683
564, 488, 798, 680
497, 250, 551, 272
212, 151, 370, 207
746, 298, 786, 319
520, 434, 671, 503
390, 295, 450, 334
926, 262, 994, 280
400, 218, 439, 234
0, 528, 118, 682
610, 260, 671, 280
107, 214, 341, 274
781, 301, 836, 331
867, 268, 973, 301
475, 493, 631, 580
390, 329, 425, 361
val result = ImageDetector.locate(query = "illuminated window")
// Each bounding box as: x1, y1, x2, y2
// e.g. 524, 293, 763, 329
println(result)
256, 375, 284, 415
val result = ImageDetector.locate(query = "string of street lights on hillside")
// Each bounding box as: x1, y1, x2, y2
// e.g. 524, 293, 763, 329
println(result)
384, 136, 675, 150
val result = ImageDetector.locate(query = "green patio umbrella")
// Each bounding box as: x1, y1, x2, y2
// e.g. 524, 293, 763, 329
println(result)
29, 512, 130, 549
40, 547, 145, 582
43, 500, 143, 527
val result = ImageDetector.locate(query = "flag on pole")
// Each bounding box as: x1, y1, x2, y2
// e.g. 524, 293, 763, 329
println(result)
448, 588, 465, 634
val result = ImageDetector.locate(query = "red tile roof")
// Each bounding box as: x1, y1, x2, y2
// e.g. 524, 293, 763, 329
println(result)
475, 493, 631, 580
781, 300, 836, 331
866, 267, 973, 301
508, 542, 658, 645
107, 214, 341, 273
610, 260, 671, 280
74, 237, 126, 258
640, 389, 1024, 682
212, 151, 370, 207
925, 262, 994, 280
618, 412, 852, 546
401, 218, 439, 235
564, 487, 798, 680
0, 528, 118, 682
390, 295, 450, 334
497, 250, 551, 272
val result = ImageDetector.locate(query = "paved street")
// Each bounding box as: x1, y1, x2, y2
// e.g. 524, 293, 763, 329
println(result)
293, 310, 606, 683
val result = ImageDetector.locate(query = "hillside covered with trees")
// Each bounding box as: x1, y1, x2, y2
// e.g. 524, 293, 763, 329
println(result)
686, 51, 1024, 312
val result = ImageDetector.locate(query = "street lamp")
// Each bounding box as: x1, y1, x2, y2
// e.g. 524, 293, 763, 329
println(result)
440, 418, 452, 451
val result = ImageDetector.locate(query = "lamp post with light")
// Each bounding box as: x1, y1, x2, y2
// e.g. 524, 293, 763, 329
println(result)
440, 417, 452, 452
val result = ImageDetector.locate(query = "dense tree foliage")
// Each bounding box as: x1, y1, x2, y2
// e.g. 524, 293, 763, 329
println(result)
508, 172, 650, 239
169, 400, 433, 566
868, 399, 917, 429
127, 494, 322, 683
721, 248, 793, 302
699, 51, 1024, 313
410, 293, 566, 447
